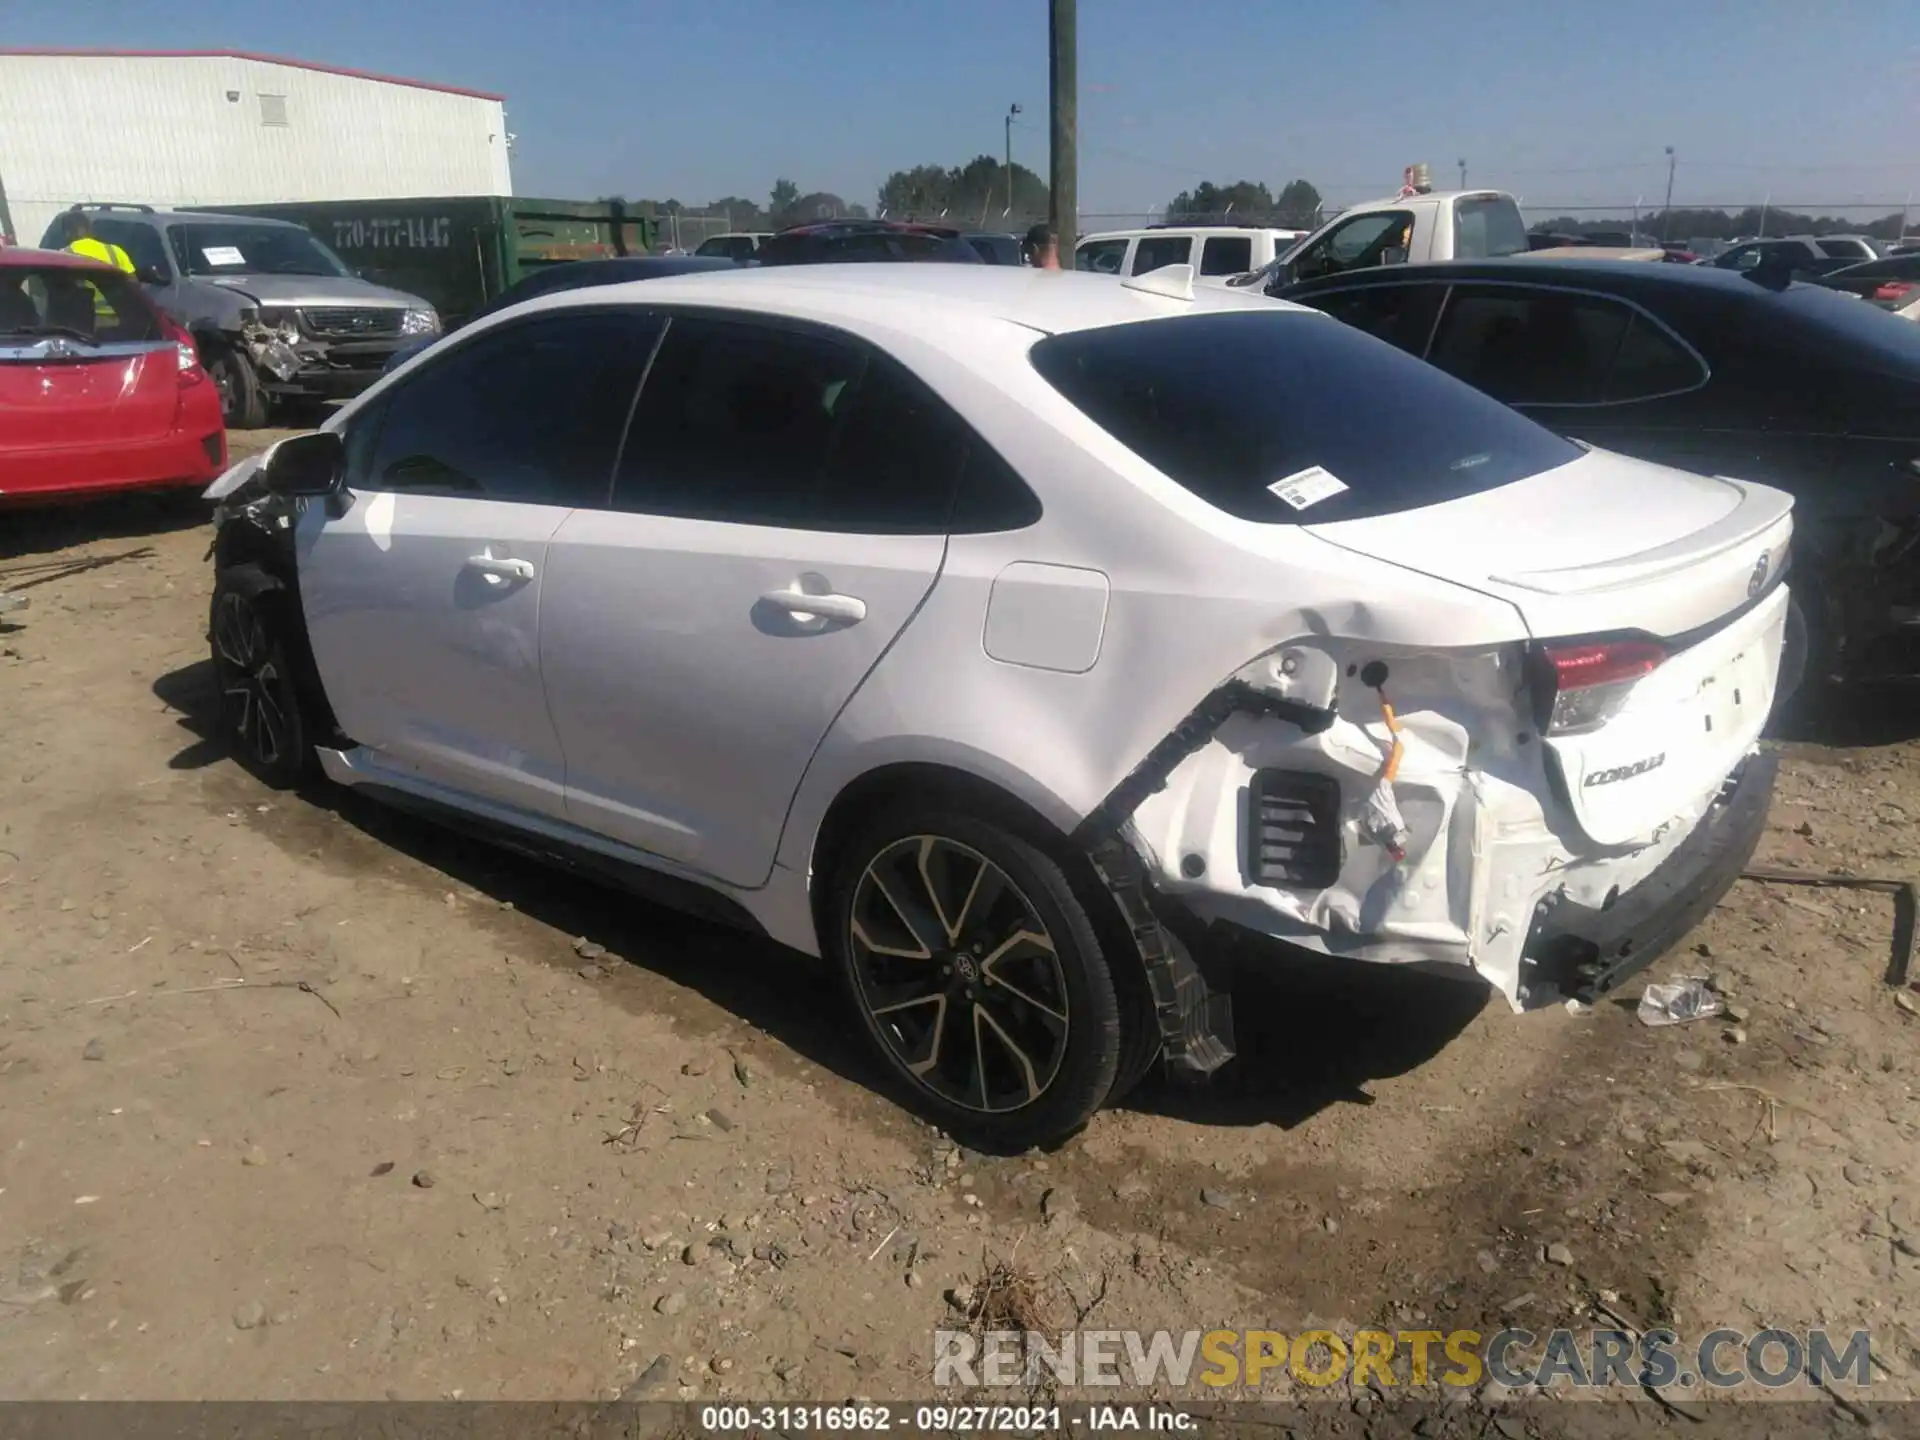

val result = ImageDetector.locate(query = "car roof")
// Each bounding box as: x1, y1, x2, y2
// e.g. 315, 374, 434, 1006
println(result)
1078, 226, 1296, 242
1283, 256, 1783, 301
0, 245, 116, 270
519, 260, 1311, 337
75, 207, 306, 230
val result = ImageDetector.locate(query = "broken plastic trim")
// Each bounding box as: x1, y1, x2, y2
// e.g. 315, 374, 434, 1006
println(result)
1073, 679, 1338, 1079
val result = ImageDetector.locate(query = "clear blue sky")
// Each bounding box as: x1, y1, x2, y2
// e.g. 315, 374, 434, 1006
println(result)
11, 0, 1917, 219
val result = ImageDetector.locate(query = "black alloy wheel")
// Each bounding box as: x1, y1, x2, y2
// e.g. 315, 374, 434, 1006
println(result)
833, 810, 1124, 1148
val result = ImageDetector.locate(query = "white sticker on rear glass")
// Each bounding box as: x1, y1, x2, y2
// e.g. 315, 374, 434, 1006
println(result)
1267, 464, 1349, 511
201, 246, 246, 267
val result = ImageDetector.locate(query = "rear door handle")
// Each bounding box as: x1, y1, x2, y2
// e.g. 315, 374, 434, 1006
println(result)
760, 587, 866, 625
465, 554, 535, 581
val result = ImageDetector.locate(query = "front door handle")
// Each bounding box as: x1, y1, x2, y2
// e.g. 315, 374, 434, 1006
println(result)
760, 587, 866, 625
464, 554, 535, 582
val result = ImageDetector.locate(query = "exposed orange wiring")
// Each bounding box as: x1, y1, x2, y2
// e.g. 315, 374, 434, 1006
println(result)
1378, 692, 1405, 782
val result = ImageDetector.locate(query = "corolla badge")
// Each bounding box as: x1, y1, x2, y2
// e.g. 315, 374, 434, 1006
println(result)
1748, 551, 1771, 598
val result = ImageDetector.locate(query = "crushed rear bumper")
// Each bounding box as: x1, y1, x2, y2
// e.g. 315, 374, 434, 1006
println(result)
1521, 750, 1778, 1006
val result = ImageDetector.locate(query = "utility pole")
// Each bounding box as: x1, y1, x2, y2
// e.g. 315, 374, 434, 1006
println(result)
1049, 0, 1076, 248
1660, 145, 1676, 242
1458, 158, 1467, 189
1006, 103, 1022, 219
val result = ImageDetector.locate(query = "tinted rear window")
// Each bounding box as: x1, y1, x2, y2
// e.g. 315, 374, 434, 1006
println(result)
1029, 310, 1580, 524
1453, 196, 1530, 258
0, 264, 162, 343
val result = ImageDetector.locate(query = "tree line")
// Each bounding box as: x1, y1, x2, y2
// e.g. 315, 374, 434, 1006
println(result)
1162, 179, 1325, 228
1531, 206, 1912, 243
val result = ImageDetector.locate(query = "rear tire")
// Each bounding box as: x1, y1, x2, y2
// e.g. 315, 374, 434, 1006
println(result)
829, 806, 1123, 1150
208, 347, 267, 431
210, 566, 314, 790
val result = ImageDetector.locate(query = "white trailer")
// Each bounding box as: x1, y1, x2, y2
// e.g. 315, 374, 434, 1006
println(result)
0, 49, 512, 248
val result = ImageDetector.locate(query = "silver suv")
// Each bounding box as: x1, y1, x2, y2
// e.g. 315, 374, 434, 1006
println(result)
39, 204, 439, 429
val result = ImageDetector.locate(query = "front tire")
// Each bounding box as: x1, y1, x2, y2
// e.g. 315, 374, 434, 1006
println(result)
207, 347, 268, 430
210, 567, 314, 789
830, 807, 1123, 1150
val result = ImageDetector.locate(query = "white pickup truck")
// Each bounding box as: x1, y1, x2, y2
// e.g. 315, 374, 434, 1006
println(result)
1230, 178, 1530, 290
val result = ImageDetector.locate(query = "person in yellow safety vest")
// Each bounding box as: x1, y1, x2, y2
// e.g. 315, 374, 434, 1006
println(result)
62, 210, 135, 273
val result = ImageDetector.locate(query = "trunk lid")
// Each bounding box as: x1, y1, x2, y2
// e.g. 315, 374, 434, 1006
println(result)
0, 338, 181, 446
1301, 448, 1793, 638
1305, 448, 1794, 845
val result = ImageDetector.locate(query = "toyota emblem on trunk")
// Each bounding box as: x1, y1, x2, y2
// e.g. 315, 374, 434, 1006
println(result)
1748, 551, 1771, 598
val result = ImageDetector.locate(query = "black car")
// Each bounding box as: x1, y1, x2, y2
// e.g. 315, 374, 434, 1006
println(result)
752, 219, 984, 266
381, 255, 742, 373
1819, 253, 1920, 311
1274, 259, 1920, 685
963, 232, 1024, 265
1710, 237, 1852, 280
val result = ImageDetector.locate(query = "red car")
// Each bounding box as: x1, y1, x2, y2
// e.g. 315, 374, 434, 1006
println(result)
0, 248, 225, 506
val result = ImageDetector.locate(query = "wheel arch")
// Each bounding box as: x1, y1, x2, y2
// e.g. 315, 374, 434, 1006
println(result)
801, 758, 1145, 1001
211, 539, 342, 743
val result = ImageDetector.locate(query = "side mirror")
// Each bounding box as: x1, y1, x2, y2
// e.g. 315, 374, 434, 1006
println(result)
261, 431, 345, 498
135, 264, 168, 285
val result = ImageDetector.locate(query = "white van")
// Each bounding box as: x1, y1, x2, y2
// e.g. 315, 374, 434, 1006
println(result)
1074, 226, 1307, 284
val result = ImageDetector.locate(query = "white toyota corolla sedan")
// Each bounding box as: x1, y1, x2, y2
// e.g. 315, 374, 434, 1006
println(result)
204, 261, 1793, 1148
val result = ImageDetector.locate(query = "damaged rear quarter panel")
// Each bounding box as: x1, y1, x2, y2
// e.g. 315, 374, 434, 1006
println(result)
1127, 640, 1575, 1003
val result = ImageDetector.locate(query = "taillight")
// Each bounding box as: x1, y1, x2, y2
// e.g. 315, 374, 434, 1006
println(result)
1534, 638, 1665, 734
1872, 281, 1916, 303
172, 334, 205, 386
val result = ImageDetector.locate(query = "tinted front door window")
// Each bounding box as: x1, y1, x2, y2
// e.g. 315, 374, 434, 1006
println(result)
367, 311, 661, 505
611, 316, 864, 525
1076, 239, 1127, 274
89, 219, 171, 277
1132, 236, 1193, 274
1200, 235, 1253, 275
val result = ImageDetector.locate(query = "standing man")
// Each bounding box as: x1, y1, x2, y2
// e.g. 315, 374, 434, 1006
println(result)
1024, 221, 1061, 269
62, 209, 135, 272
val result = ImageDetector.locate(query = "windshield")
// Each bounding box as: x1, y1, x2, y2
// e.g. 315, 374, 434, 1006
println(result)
1029, 309, 1580, 525
168, 222, 351, 278
0, 264, 162, 343
1454, 196, 1530, 259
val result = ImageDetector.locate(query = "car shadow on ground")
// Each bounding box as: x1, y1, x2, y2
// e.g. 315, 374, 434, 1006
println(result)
1120, 934, 1488, 1128
1769, 680, 1920, 750
0, 492, 208, 564
152, 656, 1496, 1145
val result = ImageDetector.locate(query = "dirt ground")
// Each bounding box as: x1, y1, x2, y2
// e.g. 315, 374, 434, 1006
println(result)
4, 445, 1920, 1429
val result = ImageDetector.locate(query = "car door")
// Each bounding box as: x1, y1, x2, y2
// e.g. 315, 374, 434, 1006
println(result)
538, 314, 968, 887
297, 307, 661, 819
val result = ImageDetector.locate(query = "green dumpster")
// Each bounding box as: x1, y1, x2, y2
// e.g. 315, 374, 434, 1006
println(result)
185, 196, 659, 327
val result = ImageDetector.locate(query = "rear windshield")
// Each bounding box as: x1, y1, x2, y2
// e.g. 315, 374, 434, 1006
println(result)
0, 264, 162, 344
1453, 196, 1530, 259
1029, 309, 1580, 524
